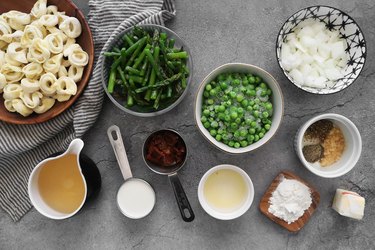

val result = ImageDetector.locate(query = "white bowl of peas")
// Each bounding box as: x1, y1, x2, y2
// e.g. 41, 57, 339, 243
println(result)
195, 63, 284, 154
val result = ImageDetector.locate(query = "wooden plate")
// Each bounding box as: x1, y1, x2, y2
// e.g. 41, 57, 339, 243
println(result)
259, 171, 320, 232
0, 0, 94, 124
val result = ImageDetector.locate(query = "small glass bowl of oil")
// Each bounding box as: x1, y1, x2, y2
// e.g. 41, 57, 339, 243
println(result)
198, 164, 254, 220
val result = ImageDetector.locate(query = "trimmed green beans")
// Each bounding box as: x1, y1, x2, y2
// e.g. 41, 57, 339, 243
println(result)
105, 26, 189, 110
201, 72, 273, 148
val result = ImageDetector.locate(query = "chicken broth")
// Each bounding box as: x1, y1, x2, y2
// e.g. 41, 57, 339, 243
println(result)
38, 154, 85, 214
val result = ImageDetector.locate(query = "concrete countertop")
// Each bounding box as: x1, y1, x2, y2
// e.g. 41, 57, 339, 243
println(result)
1, 0, 374, 249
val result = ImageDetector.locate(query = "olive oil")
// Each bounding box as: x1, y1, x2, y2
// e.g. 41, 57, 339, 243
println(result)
203, 169, 248, 212
38, 154, 85, 214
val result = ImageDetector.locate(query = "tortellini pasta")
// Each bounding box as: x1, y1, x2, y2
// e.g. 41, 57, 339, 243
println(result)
21, 78, 40, 93
59, 17, 82, 38
0, 0, 89, 117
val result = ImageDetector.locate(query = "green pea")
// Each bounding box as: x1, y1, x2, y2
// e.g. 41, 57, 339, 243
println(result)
230, 91, 236, 98
242, 79, 249, 85
217, 128, 224, 134
248, 84, 255, 90
265, 102, 273, 110
245, 119, 252, 126
233, 79, 240, 85
259, 82, 267, 89
224, 115, 231, 122
218, 113, 225, 120
247, 135, 254, 142
250, 121, 257, 127
211, 121, 218, 128
236, 94, 244, 102
203, 91, 209, 98
240, 141, 248, 147
265, 124, 271, 130
253, 111, 259, 117
220, 81, 228, 90
210, 89, 217, 96
215, 134, 222, 141
204, 122, 210, 128
210, 129, 217, 136
205, 84, 212, 91
230, 112, 238, 119
241, 100, 248, 107
253, 104, 259, 110
255, 76, 261, 83
218, 105, 226, 112
249, 100, 255, 106
203, 109, 210, 116
249, 128, 256, 134
259, 132, 264, 138
237, 107, 244, 114
267, 89, 272, 95
234, 131, 240, 138
248, 76, 256, 83
235, 117, 241, 124
222, 134, 229, 140
234, 142, 240, 148
207, 99, 214, 105
246, 106, 253, 112
240, 129, 247, 137
201, 116, 207, 123
254, 135, 259, 141
254, 98, 260, 104
229, 141, 235, 147
262, 111, 269, 118
230, 123, 238, 130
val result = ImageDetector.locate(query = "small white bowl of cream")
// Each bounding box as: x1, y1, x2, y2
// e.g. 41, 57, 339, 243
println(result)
198, 164, 254, 220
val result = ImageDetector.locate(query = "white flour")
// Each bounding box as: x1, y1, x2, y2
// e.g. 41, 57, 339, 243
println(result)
268, 178, 312, 224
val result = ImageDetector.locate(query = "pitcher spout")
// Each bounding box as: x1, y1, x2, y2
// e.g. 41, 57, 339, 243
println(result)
66, 138, 84, 156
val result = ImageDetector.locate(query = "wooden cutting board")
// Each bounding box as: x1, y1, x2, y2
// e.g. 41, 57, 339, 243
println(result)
259, 170, 320, 232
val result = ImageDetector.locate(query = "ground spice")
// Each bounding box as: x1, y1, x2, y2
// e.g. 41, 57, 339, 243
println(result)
320, 127, 345, 166
302, 119, 345, 167
303, 144, 324, 163
304, 120, 333, 142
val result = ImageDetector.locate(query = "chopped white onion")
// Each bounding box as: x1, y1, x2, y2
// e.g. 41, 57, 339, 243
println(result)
280, 19, 349, 89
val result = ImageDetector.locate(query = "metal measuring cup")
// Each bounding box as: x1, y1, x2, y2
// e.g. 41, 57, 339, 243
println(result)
108, 125, 156, 219
143, 129, 195, 222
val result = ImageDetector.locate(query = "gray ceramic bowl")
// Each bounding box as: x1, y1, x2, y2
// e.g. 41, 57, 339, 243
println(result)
276, 6, 366, 94
195, 63, 284, 154
101, 24, 192, 117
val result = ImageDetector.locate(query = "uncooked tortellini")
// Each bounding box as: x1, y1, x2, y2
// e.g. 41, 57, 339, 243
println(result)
0, 0, 88, 117
39, 72, 57, 96
3, 83, 22, 100
21, 78, 40, 93
59, 17, 81, 38
33, 97, 55, 114
27, 38, 50, 64
55, 76, 77, 95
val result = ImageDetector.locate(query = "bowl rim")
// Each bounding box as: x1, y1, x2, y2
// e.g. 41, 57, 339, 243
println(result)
197, 164, 254, 220
275, 5, 367, 95
295, 113, 362, 178
194, 63, 284, 154
100, 24, 193, 117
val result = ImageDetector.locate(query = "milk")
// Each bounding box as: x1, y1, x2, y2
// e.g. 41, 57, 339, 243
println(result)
117, 178, 155, 219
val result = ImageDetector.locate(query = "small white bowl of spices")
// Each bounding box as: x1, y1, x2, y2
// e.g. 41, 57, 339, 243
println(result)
295, 113, 362, 178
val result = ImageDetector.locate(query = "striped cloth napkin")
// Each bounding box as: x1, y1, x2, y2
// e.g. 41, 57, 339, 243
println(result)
0, 0, 175, 222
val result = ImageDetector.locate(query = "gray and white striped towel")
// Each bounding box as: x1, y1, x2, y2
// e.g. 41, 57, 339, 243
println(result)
0, 0, 175, 222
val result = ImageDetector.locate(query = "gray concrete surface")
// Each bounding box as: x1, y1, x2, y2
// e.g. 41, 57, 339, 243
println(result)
1, 0, 375, 249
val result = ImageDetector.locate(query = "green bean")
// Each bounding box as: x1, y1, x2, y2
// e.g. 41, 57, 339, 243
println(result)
168, 38, 175, 48
153, 89, 162, 109
167, 86, 172, 98
127, 93, 134, 106
123, 34, 134, 46
117, 67, 129, 89
107, 68, 116, 93
135, 73, 182, 93
126, 75, 143, 84
145, 48, 162, 79
140, 60, 148, 76
125, 66, 141, 76
104, 52, 121, 57
133, 44, 151, 69
181, 77, 187, 89
126, 37, 146, 67
142, 64, 152, 86
167, 51, 188, 60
